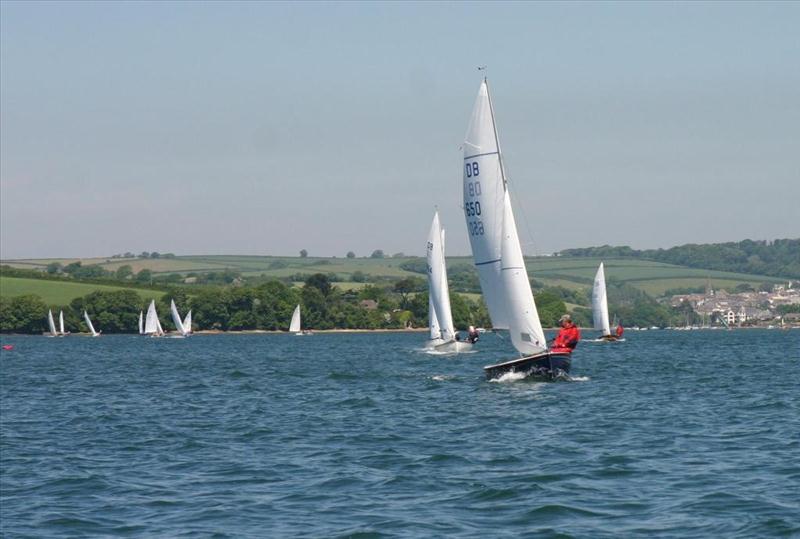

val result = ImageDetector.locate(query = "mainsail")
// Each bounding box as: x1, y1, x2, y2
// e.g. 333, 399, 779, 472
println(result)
47, 309, 58, 336
59, 310, 66, 335
428, 294, 441, 341
83, 310, 100, 337
592, 262, 611, 336
463, 78, 546, 355
289, 304, 301, 333
139, 311, 144, 335
426, 211, 456, 342
144, 300, 159, 335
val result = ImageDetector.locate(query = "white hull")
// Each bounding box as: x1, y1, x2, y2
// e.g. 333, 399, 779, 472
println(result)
427, 339, 474, 354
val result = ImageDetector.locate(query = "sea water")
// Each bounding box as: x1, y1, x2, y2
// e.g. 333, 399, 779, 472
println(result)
1, 330, 798, 537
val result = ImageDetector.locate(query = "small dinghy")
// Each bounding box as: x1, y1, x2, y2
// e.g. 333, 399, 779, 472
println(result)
83, 310, 101, 337
462, 77, 574, 381
425, 211, 473, 354
289, 304, 311, 335
592, 262, 621, 341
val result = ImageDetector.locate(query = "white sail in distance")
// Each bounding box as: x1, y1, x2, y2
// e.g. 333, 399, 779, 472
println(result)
592, 262, 611, 335
463, 78, 546, 355
426, 211, 456, 342
289, 304, 301, 333
144, 300, 159, 334
59, 310, 66, 335
47, 309, 58, 336
139, 311, 144, 335
83, 310, 100, 337
170, 299, 188, 336
182, 310, 192, 334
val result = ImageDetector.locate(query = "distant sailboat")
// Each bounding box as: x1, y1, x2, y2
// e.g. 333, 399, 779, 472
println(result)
289, 304, 310, 335
46, 309, 58, 337
58, 310, 69, 336
170, 299, 190, 337
83, 310, 101, 337
426, 211, 472, 353
139, 311, 144, 335
592, 262, 618, 341
144, 300, 164, 337
462, 77, 571, 380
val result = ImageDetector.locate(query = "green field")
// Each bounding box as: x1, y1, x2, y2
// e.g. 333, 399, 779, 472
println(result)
0, 277, 164, 305
2, 254, 785, 299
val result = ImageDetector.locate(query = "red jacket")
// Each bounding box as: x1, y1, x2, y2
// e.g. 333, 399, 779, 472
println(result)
552, 323, 580, 353
616, 325, 624, 337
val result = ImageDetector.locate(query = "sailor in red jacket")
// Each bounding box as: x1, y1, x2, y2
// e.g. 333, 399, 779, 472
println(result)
615, 323, 624, 338
551, 314, 581, 353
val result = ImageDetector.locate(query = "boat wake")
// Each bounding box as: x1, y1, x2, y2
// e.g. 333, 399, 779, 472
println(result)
414, 347, 478, 356
583, 338, 626, 343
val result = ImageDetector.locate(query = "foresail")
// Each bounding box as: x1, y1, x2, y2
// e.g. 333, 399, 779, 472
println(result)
593, 263, 611, 335
463, 79, 508, 329
183, 311, 192, 334
170, 300, 187, 335
500, 191, 547, 355
289, 305, 301, 333
427, 212, 455, 341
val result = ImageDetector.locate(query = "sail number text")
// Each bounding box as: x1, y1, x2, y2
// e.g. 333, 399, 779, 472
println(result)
465, 162, 483, 235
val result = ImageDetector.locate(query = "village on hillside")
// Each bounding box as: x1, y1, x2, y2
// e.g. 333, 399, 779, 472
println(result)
669, 283, 800, 328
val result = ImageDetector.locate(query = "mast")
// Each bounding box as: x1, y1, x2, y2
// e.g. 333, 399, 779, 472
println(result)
484, 77, 508, 190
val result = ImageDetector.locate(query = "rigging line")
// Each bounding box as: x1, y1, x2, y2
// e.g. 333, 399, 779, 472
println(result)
503, 162, 540, 257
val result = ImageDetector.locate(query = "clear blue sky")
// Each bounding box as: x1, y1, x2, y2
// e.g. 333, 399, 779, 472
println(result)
2, 1, 798, 259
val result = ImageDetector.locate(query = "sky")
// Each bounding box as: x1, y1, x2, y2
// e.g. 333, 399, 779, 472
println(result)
1, 1, 798, 259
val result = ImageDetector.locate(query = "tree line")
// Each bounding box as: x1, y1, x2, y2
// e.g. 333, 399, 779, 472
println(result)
559, 238, 800, 280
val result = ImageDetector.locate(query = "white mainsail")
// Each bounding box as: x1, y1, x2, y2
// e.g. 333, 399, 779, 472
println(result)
463, 78, 546, 355
170, 299, 188, 336
47, 309, 58, 336
59, 310, 67, 335
592, 262, 611, 336
289, 304, 301, 333
428, 294, 441, 341
139, 311, 144, 335
83, 310, 100, 337
426, 211, 456, 342
182, 310, 192, 334
144, 300, 159, 335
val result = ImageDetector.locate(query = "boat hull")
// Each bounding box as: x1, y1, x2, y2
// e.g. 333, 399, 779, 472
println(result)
484, 351, 571, 381
433, 340, 473, 354
600, 334, 620, 342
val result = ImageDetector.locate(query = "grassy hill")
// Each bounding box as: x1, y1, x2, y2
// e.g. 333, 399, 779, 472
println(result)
0, 276, 163, 305
2, 254, 785, 299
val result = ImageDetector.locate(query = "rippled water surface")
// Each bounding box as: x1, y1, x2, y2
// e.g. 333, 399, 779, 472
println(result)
1, 330, 798, 537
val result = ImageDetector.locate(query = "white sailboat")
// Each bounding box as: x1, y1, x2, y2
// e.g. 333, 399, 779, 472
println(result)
462, 77, 571, 380
289, 304, 310, 335
144, 300, 164, 337
58, 310, 69, 336
46, 309, 58, 337
83, 310, 101, 337
170, 299, 189, 337
139, 311, 144, 335
425, 211, 472, 353
592, 262, 616, 340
